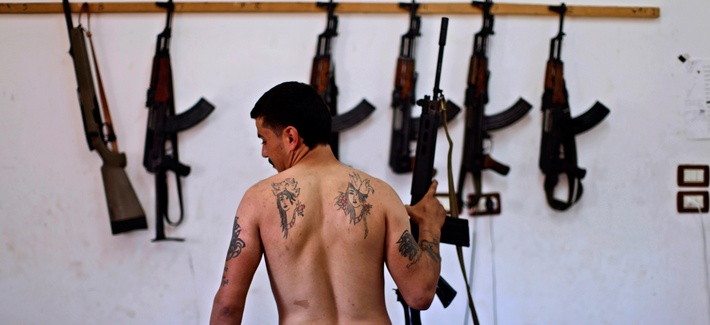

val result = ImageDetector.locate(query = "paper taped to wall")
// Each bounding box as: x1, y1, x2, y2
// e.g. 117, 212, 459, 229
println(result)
683, 58, 710, 139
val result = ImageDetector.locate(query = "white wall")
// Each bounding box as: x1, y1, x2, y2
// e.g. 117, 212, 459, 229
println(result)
2, 0, 708, 324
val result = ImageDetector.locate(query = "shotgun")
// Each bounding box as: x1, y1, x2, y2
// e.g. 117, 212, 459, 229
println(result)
62, 0, 147, 235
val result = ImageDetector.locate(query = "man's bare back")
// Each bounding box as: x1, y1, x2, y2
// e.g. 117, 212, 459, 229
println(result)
248, 157, 397, 324
210, 82, 445, 324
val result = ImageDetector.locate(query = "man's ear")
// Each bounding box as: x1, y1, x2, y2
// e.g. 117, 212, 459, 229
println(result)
282, 126, 301, 150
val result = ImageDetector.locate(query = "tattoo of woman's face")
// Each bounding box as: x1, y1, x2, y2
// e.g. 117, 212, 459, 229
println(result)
336, 172, 375, 238
272, 178, 305, 239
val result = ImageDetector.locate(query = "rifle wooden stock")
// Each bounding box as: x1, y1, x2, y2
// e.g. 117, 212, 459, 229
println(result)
63, 0, 146, 235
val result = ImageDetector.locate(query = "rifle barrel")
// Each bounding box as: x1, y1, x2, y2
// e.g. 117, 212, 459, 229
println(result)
433, 17, 448, 98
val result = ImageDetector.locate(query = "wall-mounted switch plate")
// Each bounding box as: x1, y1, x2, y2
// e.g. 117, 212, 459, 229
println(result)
677, 165, 709, 187
467, 193, 501, 216
677, 191, 709, 213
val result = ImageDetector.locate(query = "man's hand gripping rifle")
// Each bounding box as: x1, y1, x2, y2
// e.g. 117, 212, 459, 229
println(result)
144, 0, 215, 241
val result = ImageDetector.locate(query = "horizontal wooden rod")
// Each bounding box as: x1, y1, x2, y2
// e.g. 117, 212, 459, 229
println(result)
0, 1, 660, 18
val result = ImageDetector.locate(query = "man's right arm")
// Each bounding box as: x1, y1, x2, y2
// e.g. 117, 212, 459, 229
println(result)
385, 181, 446, 310
210, 187, 264, 324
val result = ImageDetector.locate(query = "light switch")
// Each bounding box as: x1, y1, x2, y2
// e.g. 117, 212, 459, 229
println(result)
678, 165, 709, 187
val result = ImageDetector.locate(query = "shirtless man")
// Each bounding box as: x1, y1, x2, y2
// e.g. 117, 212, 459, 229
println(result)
210, 81, 446, 324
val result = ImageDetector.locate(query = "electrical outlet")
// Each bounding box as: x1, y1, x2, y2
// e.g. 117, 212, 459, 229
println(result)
677, 191, 709, 213
684, 195, 704, 208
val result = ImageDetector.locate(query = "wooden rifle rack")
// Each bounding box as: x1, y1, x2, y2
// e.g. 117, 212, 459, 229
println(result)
1, 2, 659, 18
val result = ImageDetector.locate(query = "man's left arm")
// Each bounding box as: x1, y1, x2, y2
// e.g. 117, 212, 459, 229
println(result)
210, 188, 263, 324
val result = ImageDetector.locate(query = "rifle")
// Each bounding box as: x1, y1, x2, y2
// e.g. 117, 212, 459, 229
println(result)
539, 3, 609, 211
457, 0, 532, 216
397, 17, 473, 325
389, 0, 461, 174
311, 0, 375, 159
144, 0, 215, 242
62, 0, 147, 235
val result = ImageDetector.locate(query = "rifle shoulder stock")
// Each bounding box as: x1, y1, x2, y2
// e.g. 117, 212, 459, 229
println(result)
101, 164, 147, 234
484, 98, 532, 131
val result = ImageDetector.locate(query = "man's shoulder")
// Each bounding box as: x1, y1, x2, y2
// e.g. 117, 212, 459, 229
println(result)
246, 173, 297, 198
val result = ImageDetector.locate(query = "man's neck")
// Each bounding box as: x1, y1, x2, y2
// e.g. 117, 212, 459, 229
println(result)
287, 144, 338, 170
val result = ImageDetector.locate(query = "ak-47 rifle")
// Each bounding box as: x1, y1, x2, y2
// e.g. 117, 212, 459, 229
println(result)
457, 0, 532, 216
144, 0, 215, 242
389, 0, 461, 174
539, 3, 609, 211
311, 0, 375, 159
396, 17, 473, 325
62, 0, 147, 235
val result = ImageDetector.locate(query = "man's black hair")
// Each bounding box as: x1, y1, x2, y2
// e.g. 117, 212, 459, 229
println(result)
250, 81, 332, 149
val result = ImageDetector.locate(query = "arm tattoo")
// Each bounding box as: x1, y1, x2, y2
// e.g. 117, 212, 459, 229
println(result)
225, 216, 246, 262
335, 172, 375, 238
396, 230, 441, 268
221, 267, 229, 286
272, 178, 306, 239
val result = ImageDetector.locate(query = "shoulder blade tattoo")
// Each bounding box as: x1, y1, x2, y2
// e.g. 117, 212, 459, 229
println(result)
272, 178, 306, 239
226, 216, 246, 262
335, 172, 375, 238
